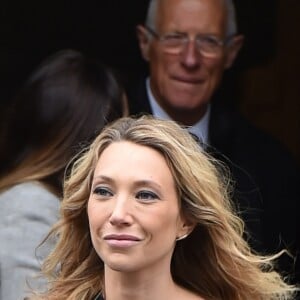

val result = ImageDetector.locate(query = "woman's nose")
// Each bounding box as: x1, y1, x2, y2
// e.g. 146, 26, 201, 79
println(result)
109, 196, 133, 226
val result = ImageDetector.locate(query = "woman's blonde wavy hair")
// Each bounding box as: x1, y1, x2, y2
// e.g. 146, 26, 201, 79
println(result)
31, 116, 297, 300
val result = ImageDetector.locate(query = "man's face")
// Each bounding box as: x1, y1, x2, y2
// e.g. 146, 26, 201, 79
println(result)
138, 0, 242, 124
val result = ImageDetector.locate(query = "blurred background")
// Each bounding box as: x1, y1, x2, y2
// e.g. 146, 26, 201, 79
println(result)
1, 0, 299, 162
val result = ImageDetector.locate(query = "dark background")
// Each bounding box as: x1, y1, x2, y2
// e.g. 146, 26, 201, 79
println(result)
1, 0, 299, 162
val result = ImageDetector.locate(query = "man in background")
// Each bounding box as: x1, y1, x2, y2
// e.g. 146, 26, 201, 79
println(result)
127, 0, 299, 285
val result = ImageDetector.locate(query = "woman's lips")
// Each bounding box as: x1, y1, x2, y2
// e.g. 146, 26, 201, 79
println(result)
103, 234, 141, 248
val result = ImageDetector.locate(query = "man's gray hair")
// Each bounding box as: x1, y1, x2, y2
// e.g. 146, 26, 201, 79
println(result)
145, 0, 237, 37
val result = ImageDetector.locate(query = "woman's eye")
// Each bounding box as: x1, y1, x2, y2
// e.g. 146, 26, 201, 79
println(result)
136, 190, 159, 201
93, 187, 113, 197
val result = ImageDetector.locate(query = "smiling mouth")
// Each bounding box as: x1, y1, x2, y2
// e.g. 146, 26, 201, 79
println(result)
173, 76, 204, 84
103, 234, 141, 248
104, 234, 141, 241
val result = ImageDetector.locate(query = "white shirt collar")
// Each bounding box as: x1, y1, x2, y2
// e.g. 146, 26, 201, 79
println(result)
146, 77, 211, 145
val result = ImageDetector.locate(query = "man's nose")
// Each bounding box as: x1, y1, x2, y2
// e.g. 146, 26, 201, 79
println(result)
180, 39, 201, 69
109, 196, 133, 226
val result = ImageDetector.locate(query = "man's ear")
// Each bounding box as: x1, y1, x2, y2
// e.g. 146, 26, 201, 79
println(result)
224, 34, 244, 69
136, 25, 151, 61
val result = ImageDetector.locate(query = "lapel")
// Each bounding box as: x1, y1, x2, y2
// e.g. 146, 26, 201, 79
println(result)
127, 76, 152, 115
208, 100, 237, 159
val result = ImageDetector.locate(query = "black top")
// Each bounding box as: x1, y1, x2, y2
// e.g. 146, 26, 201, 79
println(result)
94, 293, 103, 300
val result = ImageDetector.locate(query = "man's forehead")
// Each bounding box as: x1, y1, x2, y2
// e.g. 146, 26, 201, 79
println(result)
158, 0, 227, 11
156, 0, 228, 33
157, 0, 227, 20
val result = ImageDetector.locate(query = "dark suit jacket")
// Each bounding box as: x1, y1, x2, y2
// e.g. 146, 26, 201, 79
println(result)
127, 77, 300, 285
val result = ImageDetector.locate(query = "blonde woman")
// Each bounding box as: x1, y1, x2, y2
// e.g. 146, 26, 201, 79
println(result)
30, 116, 297, 300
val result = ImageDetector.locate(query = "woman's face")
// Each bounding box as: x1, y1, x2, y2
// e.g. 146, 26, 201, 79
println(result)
87, 141, 190, 274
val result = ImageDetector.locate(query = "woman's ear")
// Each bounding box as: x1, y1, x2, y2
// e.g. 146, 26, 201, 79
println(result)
136, 25, 151, 61
176, 218, 195, 241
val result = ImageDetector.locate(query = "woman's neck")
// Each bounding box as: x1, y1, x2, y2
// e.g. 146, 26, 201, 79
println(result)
103, 267, 180, 300
103, 269, 204, 300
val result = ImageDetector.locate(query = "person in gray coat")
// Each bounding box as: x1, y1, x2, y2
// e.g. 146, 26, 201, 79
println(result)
0, 49, 127, 300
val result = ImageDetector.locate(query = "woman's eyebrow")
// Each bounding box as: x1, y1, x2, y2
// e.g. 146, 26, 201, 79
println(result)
93, 175, 162, 190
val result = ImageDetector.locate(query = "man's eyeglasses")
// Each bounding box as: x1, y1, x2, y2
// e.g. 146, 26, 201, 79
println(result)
144, 26, 234, 58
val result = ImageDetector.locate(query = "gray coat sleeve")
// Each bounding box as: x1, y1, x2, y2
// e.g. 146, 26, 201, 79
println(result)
0, 182, 60, 300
